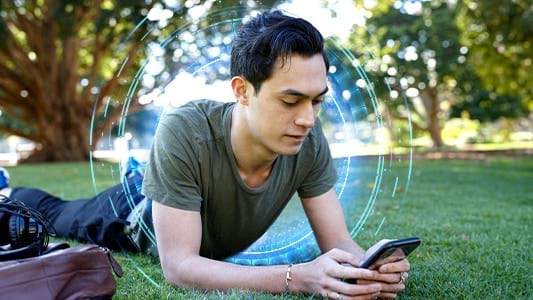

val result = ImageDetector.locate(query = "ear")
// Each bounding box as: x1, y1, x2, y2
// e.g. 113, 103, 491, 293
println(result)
231, 76, 250, 105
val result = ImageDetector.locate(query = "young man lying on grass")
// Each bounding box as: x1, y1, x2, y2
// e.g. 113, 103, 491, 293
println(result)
0, 11, 410, 299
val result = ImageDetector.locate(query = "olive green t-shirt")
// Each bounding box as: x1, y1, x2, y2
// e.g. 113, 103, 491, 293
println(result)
142, 100, 337, 259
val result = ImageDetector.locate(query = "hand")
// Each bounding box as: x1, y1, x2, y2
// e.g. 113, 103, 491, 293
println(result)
292, 248, 382, 299
357, 259, 410, 299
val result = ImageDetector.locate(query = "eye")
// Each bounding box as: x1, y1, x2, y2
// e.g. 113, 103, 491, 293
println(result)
312, 99, 324, 106
281, 99, 298, 106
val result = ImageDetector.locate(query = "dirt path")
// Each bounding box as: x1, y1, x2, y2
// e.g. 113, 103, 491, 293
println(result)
408, 148, 533, 160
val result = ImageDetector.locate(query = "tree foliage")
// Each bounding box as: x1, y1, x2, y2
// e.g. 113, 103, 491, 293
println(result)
456, 0, 533, 103
450, 63, 529, 122
0, 0, 272, 161
349, 0, 466, 147
348, 0, 531, 147
0, 0, 156, 161
1, 0, 529, 160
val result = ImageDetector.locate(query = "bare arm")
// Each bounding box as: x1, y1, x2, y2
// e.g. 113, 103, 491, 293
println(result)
153, 200, 288, 292
302, 188, 411, 299
301, 188, 366, 260
153, 200, 382, 298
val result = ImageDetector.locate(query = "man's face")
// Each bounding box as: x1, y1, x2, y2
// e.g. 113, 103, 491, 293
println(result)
245, 54, 328, 156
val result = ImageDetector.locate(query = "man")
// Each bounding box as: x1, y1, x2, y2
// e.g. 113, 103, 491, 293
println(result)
0, 11, 410, 299
141, 10, 410, 299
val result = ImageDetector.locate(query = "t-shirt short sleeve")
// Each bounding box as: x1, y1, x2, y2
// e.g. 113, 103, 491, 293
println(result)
297, 123, 338, 199
142, 115, 203, 211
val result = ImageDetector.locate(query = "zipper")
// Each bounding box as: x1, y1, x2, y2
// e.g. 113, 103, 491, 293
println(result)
100, 247, 124, 277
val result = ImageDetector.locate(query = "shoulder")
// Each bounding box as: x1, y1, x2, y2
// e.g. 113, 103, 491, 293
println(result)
158, 100, 234, 142
160, 99, 232, 126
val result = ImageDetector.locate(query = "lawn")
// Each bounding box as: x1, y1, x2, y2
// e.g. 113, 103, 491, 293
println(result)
6, 156, 533, 299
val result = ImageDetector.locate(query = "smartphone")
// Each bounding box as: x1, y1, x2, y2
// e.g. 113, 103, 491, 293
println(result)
358, 237, 421, 269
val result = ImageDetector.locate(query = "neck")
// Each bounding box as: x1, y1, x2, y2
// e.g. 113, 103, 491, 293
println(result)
230, 104, 277, 186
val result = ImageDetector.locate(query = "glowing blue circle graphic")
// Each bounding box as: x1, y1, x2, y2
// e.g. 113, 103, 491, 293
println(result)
89, 1, 413, 281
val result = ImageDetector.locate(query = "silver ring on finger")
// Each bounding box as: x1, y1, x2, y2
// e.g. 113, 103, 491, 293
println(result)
336, 292, 342, 300
400, 272, 408, 284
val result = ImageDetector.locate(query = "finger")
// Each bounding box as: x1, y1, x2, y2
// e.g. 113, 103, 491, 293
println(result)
328, 280, 382, 297
323, 290, 340, 300
355, 279, 373, 285
379, 283, 405, 294
378, 292, 399, 299
327, 248, 359, 266
353, 291, 381, 300
353, 272, 400, 284
350, 282, 405, 295
323, 290, 335, 299
373, 272, 402, 283
323, 290, 380, 300
378, 259, 410, 273
330, 264, 379, 282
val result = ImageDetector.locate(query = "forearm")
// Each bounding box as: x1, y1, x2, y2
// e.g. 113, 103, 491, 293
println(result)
170, 255, 289, 293
332, 237, 366, 262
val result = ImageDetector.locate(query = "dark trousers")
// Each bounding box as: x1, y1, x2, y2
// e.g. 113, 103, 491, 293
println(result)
9, 174, 145, 251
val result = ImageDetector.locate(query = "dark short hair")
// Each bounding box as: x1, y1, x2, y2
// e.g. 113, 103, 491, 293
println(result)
230, 10, 329, 93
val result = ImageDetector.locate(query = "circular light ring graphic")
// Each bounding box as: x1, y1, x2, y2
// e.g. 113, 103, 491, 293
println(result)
89, 4, 413, 272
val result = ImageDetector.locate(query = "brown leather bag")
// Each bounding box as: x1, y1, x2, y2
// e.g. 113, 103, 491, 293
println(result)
0, 244, 123, 300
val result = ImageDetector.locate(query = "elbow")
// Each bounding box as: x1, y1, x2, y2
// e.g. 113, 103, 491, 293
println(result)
161, 265, 183, 288
161, 256, 196, 289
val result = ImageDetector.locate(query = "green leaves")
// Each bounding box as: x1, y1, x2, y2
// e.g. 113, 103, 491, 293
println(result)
456, 0, 533, 102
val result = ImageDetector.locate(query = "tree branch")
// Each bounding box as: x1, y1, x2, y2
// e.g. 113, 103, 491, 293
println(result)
402, 97, 427, 127
0, 81, 35, 114
0, 124, 35, 141
79, 22, 104, 108
94, 43, 140, 113
75, 2, 98, 30
0, 62, 37, 97
0, 104, 35, 127
390, 111, 427, 132
12, 8, 44, 61
1, 25, 42, 94
93, 97, 143, 145
0, 64, 46, 114
57, 35, 80, 112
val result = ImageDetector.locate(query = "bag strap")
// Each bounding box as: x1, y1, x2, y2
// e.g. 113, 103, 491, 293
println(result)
21, 243, 124, 278
42, 242, 70, 255
101, 247, 124, 277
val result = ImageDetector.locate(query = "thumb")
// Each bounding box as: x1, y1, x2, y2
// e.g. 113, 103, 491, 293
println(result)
326, 248, 359, 266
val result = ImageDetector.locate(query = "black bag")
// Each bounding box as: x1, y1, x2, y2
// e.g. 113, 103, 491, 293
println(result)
0, 244, 124, 300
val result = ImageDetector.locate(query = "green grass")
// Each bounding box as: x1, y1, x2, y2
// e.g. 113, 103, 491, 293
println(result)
6, 156, 533, 299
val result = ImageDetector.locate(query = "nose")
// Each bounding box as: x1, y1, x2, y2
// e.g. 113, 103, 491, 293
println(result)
294, 101, 316, 129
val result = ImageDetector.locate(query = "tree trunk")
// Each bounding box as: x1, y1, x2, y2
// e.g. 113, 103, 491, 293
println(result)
427, 114, 444, 148
0, 3, 144, 163
22, 115, 91, 162
382, 103, 397, 145
420, 88, 444, 148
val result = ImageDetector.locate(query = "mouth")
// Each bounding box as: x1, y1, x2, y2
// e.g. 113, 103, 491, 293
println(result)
285, 134, 307, 141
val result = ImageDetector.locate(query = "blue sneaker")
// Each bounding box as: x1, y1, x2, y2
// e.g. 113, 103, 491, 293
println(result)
124, 198, 157, 255
121, 156, 143, 178
0, 167, 10, 190
121, 156, 145, 196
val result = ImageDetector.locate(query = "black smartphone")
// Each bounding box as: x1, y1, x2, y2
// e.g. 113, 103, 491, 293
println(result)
358, 237, 421, 269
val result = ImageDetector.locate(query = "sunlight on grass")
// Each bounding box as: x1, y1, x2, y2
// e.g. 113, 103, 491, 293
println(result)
6, 156, 533, 299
